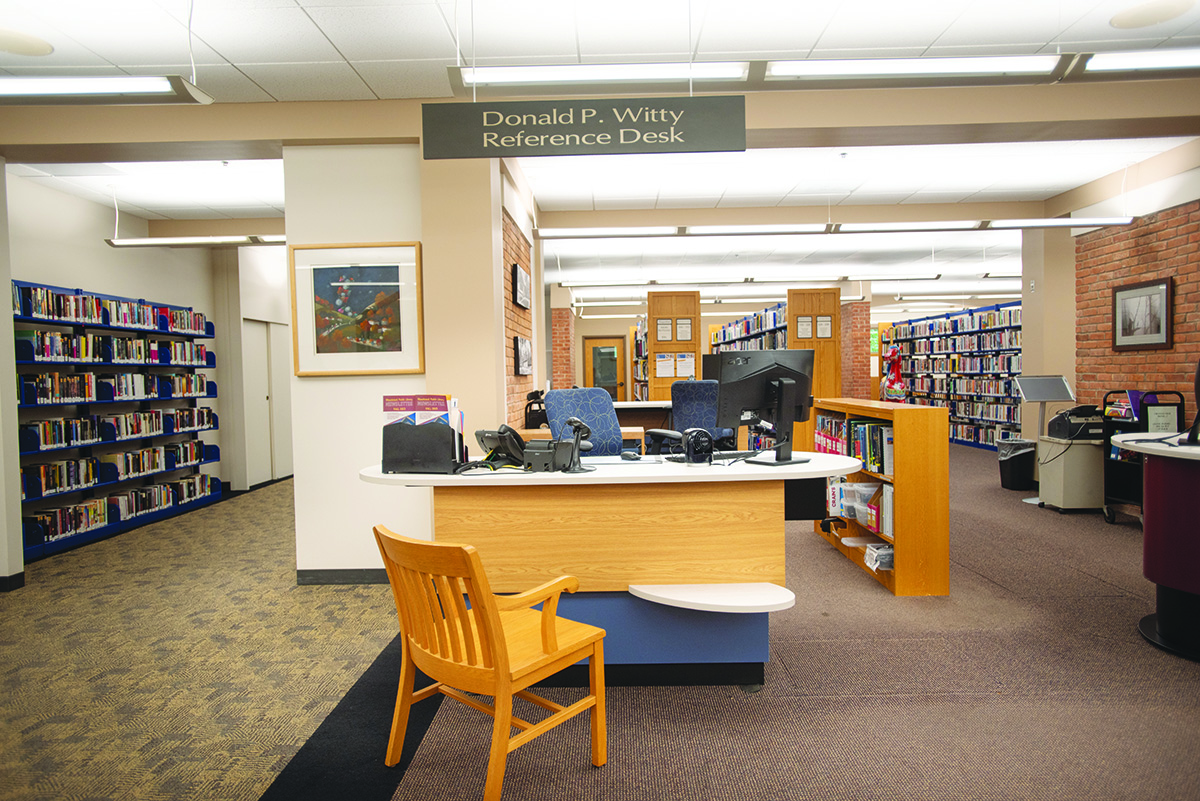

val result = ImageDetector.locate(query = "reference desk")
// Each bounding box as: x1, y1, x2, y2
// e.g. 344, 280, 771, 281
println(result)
360, 452, 858, 678
1111, 433, 1200, 661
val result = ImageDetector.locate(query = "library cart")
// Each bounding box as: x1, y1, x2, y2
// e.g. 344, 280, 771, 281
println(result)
1101, 389, 1184, 524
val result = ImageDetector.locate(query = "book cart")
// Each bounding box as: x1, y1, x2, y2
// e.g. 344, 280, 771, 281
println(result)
1101, 389, 1184, 524
12, 280, 222, 561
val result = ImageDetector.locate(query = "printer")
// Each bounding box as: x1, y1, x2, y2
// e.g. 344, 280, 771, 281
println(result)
1047, 405, 1104, 440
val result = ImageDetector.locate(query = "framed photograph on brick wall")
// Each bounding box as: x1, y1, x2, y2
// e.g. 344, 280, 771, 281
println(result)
513, 263, 531, 309
1113, 277, 1172, 352
514, 335, 533, 375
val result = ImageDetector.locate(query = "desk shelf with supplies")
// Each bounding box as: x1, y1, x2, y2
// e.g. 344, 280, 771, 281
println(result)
1101, 389, 1185, 523
811, 398, 949, 596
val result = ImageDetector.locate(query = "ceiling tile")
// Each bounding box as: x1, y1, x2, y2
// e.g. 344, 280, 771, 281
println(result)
188, 6, 344, 63
576, 0, 694, 59
237, 61, 376, 101
305, 5, 458, 60
696, 1, 837, 56
353, 60, 455, 99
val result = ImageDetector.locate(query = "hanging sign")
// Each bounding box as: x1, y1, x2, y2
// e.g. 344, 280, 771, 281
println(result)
422, 96, 745, 159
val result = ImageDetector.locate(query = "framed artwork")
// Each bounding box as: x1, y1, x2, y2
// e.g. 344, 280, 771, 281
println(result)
513, 263, 531, 309
514, 336, 533, 375
1112, 277, 1172, 352
289, 242, 425, 376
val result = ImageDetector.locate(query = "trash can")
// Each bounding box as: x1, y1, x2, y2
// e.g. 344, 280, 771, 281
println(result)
998, 439, 1036, 491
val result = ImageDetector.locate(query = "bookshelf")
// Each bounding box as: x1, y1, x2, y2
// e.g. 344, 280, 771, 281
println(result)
645, 291, 700, 401
883, 301, 1022, 450
710, 302, 788, 352
812, 398, 949, 596
12, 281, 222, 562
629, 319, 648, 401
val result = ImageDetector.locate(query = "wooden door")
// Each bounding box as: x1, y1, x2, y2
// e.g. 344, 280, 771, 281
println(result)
583, 336, 627, 401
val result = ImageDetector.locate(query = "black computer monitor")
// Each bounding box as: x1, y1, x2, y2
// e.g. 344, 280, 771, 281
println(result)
705, 349, 815, 465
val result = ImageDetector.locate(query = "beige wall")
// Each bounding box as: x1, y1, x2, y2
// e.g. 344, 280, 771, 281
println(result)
0, 161, 19, 581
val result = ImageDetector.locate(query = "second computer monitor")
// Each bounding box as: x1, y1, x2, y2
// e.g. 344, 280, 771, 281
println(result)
705, 349, 815, 463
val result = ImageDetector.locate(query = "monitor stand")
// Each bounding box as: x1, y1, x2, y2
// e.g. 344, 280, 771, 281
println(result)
745, 378, 810, 466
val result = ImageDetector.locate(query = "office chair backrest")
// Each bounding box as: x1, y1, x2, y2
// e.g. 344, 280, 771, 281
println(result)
545, 387, 624, 456
374, 528, 508, 691
671, 379, 721, 433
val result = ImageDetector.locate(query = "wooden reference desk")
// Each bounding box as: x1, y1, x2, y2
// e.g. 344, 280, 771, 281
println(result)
515, 426, 645, 453
361, 453, 859, 676
1112, 433, 1200, 660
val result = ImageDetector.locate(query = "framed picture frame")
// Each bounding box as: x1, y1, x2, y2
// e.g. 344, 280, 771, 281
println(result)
513, 263, 531, 309
1112, 277, 1172, 352
288, 242, 425, 376
514, 335, 533, 375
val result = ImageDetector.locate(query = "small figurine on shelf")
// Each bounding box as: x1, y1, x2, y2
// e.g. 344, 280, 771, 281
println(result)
880, 344, 906, 402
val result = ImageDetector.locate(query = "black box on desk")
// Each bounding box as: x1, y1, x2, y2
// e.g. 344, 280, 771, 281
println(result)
382, 421, 465, 474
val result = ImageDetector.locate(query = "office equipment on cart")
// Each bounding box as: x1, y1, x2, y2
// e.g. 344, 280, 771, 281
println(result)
1046, 405, 1102, 440
1101, 389, 1185, 523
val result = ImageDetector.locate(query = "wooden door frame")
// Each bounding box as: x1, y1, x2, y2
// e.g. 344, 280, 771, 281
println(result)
583, 336, 627, 401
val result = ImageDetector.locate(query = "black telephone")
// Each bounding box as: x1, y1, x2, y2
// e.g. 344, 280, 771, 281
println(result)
474, 424, 526, 467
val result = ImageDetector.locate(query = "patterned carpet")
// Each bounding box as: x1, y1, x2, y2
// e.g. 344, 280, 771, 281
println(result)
0, 479, 396, 801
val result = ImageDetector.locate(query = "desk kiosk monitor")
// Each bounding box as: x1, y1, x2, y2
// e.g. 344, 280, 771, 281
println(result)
707, 349, 815, 465
1014, 375, 1075, 403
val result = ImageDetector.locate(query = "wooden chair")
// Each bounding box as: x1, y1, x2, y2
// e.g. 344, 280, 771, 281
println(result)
373, 525, 607, 801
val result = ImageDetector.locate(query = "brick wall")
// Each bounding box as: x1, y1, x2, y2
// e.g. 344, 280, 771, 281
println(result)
1075, 199, 1199, 423
503, 209, 533, 425
840, 300, 872, 399
551, 308, 575, 391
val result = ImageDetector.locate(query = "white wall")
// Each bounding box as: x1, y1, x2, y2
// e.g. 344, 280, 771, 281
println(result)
283, 144, 432, 573
0, 162, 21, 581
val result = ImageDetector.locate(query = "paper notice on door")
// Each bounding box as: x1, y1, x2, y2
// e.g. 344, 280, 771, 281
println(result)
816, 315, 833, 338
795, 316, 813, 339
676, 353, 695, 377
656, 318, 673, 342
655, 353, 676, 377
676, 318, 692, 341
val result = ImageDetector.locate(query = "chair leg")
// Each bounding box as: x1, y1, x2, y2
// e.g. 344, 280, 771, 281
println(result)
385, 645, 417, 767
483, 692, 514, 801
589, 640, 607, 767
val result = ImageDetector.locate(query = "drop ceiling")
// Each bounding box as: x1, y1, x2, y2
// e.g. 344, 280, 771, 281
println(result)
3, 0, 1200, 318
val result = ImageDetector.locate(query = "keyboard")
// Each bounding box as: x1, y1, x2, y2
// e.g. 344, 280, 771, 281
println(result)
666, 450, 763, 463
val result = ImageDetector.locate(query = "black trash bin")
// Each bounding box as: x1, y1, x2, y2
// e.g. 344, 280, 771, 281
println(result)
998, 439, 1036, 491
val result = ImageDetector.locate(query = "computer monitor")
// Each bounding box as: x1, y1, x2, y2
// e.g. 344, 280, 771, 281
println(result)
705, 349, 815, 465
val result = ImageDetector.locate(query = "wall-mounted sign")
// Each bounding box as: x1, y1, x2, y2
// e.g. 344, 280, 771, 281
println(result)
816, 316, 834, 339
422, 96, 746, 159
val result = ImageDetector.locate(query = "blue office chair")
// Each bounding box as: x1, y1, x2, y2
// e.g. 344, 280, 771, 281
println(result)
645, 379, 737, 454
545, 388, 627, 456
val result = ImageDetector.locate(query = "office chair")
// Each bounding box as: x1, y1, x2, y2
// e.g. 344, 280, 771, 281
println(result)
545, 387, 626, 456
373, 525, 607, 801
646, 379, 736, 455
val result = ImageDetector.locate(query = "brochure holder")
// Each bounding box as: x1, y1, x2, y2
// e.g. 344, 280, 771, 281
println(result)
382, 421, 465, 474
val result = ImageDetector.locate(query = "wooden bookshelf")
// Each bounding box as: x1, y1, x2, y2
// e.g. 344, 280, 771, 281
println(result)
645, 291, 700, 401
788, 288, 841, 452
12, 280, 222, 562
811, 397, 949, 597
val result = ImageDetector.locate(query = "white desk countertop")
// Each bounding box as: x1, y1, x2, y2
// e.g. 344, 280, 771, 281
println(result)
612, 400, 672, 409
360, 451, 860, 488
1112, 431, 1200, 461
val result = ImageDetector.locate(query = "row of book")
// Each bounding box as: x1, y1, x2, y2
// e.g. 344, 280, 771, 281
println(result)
14, 283, 209, 335
21, 440, 213, 497
23, 475, 215, 542
712, 329, 789, 352
20, 407, 217, 450
910, 376, 1020, 398
21, 457, 98, 500
888, 305, 1021, 341
20, 371, 210, 404
950, 423, 1022, 446
813, 413, 894, 475
826, 478, 895, 539
710, 302, 787, 345
17, 329, 211, 365
950, 400, 1021, 424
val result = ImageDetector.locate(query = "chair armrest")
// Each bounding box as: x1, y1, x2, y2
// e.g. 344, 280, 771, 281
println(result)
495, 575, 580, 653
644, 428, 682, 456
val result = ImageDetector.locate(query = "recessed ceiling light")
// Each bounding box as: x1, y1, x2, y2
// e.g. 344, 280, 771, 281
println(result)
0, 28, 53, 56
686, 224, 827, 235
1110, 0, 1195, 29
461, 62, 749, 86
1085, 47, 1200, 71
0, 75, 213, 105
988, 216, 1133, 228
838, 221, 979, 232
106, 235, 252, 248
766, 55, 1060, 80
538, 226, 677, 238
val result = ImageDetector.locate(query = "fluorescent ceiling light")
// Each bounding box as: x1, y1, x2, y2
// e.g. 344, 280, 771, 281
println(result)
686, 224, 827, 235
846, 272, 942, 281
839, 221, 979, 233
461, 62, 748, 86
988, 216, 1133, 229
106, 235, 252, 248
976, 294, 1023, 299
538, 226, 677, 238
253, 235, 287, 244
766, 55, 1059, 80
0, 75, 213, 105
1085, 47, 1200, 72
